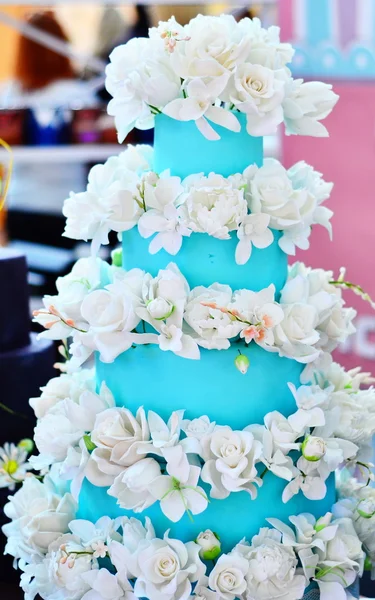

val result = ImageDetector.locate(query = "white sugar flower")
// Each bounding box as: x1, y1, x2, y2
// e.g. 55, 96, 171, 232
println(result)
164, 77, 241, 141
239, 17, 294, 70
21, 534, 97, 600
184, 284, 242, 350
81, 568, 137, 600
263, 411, 301, 452
138, 175, 191, 255
79, 273, 147, 363
208, 553, 248, 600
230, 285, 284, 347
248, 424, 295, 481
3, 476, 76, 564
287, 383, 327, 432
33, 382, 115, 470
30, 368, 95, 419
288, 160, 333, 209
317, 303, 357, 353
138, 263, 189, 328
180, 173, 247, 239
278, 224, 312, 256
181, 416, 216, 441
237, 528, 307, 600
190, 582, 219, 600
268, 512, 337, 553
223, 63, 286, 136
283, 79, 339, 137
105, 144, 154, 175
106, 38, 181, 142
313, 518, 364, 600
0, 442, 31, 490
169, 14, 250, 78
235, 213, 274, 265
63, 161, 142, 253
108, 458, 161, 512
86, 406, 150, 487
149, 463, 208, 522
132, 532, 206, 600
247, 159, 316, 231
201, 427, 262, 499
274, 302, 320, 363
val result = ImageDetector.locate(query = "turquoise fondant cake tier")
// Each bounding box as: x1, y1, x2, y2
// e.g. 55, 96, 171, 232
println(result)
78, 471, 335, 554
122, 229, 287, 295
153, 113, 263, 178
95, 343, 303, 428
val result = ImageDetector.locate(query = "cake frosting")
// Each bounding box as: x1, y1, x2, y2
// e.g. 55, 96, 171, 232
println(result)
3, 13, 375, 600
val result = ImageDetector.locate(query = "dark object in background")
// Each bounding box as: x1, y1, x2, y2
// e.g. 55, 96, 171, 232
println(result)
0, 248, 55, 445
0, 110, 25, 146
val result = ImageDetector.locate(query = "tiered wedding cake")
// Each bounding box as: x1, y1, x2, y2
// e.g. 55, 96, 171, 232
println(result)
4, 14, 375, 600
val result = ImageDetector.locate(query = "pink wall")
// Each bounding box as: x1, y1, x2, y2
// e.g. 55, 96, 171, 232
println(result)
282, 84, 375, 372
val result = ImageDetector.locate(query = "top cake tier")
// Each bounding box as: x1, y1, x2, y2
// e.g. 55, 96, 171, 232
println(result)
153, 113, 263, 178
122, 114, 288, 295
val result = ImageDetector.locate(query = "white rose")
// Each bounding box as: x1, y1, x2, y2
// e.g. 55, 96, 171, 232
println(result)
169, 14, 249, 80
106, 38, 181, 142
80, 278, 142, 363
241, 529, 306, 600
34, 405, 84, 464
201, 427, 262, 499
208, 553, 248, 600
264, 411, 300, 453
3, 477, 76, 564
239, 18, 294, 69
247, 159, 312, 230
30, 369, 95, 419
106, 144, 154, 175
196, 531, 221, 561
184, 284, 242, 350
223, 63, 285, 135
301, 436, 326, 462
283, 79, 339, 138
53, 258, 102, 320
86, 407, 150, 487
318, 304, 356, 353
274, 302, 320, 363
108, 458, 161, 512
181, 416, 216, 440
180, 174, 247, 240
133, 533, 205, 600
288, 161, 333, 205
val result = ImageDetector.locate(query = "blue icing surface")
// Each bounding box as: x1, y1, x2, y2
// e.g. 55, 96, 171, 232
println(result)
78, 472, 336, 553
96, 343, 303, 428
122, 229, 288, 297
153, 113, 263, 178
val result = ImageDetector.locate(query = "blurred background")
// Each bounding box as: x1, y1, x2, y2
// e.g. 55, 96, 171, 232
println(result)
0, 1, 375, 597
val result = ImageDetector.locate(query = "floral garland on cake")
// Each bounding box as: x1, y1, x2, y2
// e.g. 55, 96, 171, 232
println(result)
62, 145, 333, 259
1, 468, 366, 600
104, 14, 338, 142
32, 256, 356, 366
22, 356, 375, 527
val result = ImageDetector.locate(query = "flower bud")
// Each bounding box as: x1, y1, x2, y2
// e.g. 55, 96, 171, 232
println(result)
357, 499, 375, 519
83, 435, 97, 453
18, 438, 34, 453
314, 513, 332, 532
147, 298, 174, 320
196, 530, 221, 560
235, 353, 250, 375
301, 436, 326, 462
111, 248, 123, 267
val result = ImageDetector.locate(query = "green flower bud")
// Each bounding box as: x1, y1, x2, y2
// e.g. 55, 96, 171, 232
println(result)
18, 438, 34, 453
111, 248, 123, 267
357, 499, 375, 519
195, 530, 221, 560
301, 436, 326, 462
235, 353, 250, 375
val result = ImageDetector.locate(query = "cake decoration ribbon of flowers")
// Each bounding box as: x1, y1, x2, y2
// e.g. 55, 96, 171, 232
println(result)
61, 145, 334, 261
104, 14, 338, 142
